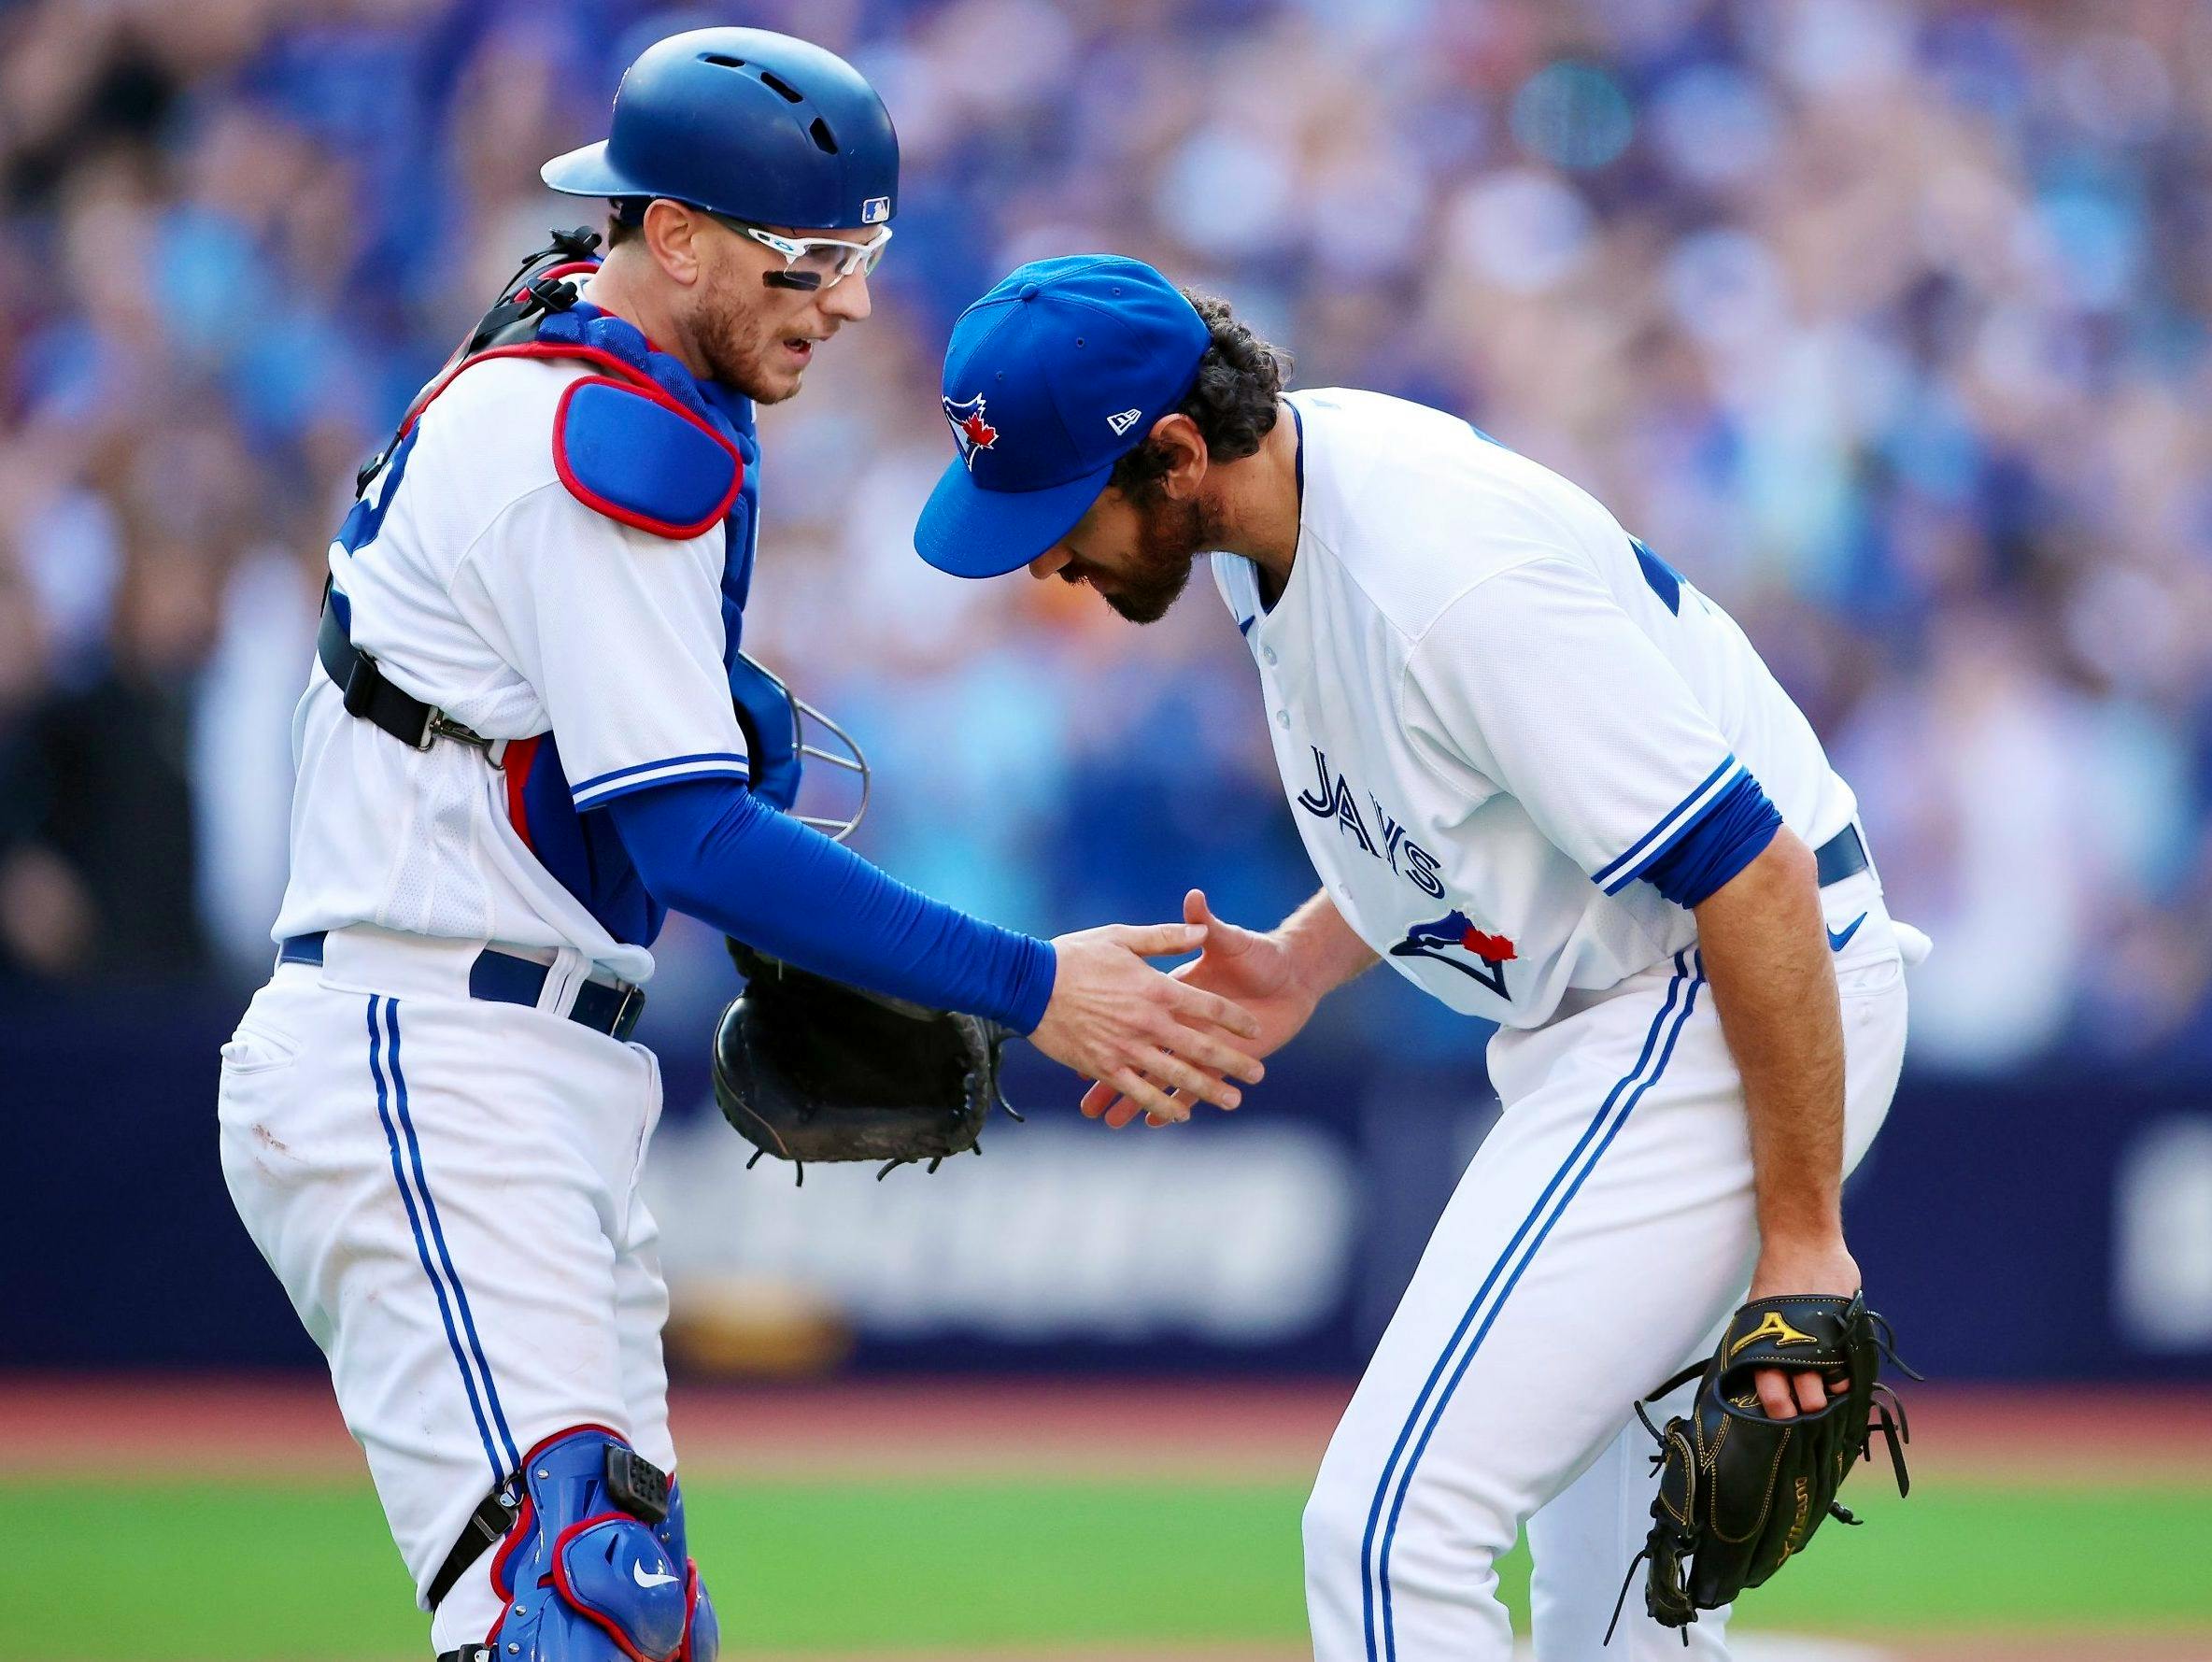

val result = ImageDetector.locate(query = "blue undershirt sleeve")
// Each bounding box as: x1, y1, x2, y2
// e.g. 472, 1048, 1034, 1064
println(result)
606, 776, 1057, 1033
1640, 769, 1783, 909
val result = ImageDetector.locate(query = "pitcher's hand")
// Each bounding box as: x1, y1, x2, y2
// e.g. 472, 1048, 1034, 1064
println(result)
1028, 920, 1265, 1125
1747, 1236, 1862, 1418
1080, 889, 1320, 1128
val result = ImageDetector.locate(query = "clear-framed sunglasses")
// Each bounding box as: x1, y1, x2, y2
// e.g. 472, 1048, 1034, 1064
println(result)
709, 212, 891, 292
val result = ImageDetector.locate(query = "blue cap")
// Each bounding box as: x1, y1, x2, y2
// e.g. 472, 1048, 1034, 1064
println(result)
914, 255, 1210, 579
543, 28, 899, 231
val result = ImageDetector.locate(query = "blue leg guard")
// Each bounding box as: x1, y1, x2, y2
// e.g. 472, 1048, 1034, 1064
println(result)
661, 1473, 718, 1662
483, 1428, 717, 1662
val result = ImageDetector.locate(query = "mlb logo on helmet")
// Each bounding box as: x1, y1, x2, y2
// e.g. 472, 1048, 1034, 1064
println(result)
913, 254, 1212, 579
943, 394, 999, 469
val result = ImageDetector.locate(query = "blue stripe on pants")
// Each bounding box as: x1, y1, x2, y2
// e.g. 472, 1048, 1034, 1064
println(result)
382, 996, 522, 1476
366, 994, 506, 1488
1360, 952, 1706, 1662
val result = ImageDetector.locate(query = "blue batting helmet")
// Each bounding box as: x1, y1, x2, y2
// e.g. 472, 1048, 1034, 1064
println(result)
543, 28, 898, 231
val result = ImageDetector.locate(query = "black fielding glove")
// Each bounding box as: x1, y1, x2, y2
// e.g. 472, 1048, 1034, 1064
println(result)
1612, 1292, 1918, 1642
713, 940, 1015, 1181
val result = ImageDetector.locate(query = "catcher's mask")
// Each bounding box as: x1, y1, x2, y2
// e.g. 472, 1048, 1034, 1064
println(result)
728, 650, 871, 841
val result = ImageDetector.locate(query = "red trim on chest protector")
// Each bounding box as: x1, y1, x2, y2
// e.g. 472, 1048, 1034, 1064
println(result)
549, 374, 744, 538
503, 734, 543, 855
394, 342, 743, 540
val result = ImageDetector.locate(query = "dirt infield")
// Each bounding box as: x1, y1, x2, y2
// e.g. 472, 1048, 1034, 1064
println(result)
5, 1373, 2209, 1484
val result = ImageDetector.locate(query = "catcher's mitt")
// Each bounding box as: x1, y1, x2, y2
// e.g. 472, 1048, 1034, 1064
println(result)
1612, 1292, 1917, 1641
713, 941, 1015, 1182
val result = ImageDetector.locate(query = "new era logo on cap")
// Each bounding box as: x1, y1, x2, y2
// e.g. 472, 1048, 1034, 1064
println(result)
1107, 407, 1142, 435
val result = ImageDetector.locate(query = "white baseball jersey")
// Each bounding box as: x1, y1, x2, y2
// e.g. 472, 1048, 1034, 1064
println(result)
1229, 390, 1913, 1661
1212, 388, 1859, 1030
271, 350, 753, 985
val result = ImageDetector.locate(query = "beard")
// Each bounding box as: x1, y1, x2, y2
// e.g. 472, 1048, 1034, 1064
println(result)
1096, 493, 1215, 623
693, 280, 807, 404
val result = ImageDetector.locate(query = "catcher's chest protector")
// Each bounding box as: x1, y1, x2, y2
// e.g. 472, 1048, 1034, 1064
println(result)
380, 254, 757, 550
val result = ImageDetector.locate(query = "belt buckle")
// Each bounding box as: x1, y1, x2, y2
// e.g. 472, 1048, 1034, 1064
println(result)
609, 982, 644, 1042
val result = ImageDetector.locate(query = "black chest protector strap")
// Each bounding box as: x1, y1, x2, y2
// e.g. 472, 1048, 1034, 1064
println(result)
317, 586, 497, 755
322, 228, 604, 756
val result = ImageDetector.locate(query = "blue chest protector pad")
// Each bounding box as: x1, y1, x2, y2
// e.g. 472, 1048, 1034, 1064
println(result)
540, 306, 743, 540
500, 307, 789, 944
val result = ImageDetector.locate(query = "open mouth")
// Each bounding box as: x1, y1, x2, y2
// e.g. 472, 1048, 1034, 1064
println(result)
782, 337, 815, 364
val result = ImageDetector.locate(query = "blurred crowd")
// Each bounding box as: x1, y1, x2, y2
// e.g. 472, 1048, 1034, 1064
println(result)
2, 0, 2208, 1071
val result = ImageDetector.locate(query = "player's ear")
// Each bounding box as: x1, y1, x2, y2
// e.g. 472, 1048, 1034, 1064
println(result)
1146, 412, 1210, 498
643, 199, 703, 287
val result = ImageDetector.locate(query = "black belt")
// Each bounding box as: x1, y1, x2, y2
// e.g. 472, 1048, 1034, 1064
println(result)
1813, 823, 1870, 888
277, 932, 644, 1042
318, 586, 495, 755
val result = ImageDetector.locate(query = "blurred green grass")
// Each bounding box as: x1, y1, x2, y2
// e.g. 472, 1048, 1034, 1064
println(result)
6, 1474, 2207, 1658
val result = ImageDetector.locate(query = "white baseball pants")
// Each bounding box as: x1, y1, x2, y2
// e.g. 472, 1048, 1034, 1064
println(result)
216, 928, 675, 1654
1303, 873, 1908, 1662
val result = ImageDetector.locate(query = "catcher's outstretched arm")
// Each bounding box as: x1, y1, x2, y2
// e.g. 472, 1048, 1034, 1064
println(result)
1693, 827, 1853, 1418
615, 776, 1264, 1121
611, 775, 1056, 1031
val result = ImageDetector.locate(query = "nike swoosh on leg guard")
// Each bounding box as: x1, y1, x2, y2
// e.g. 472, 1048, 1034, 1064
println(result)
486, 1428, 716, 1661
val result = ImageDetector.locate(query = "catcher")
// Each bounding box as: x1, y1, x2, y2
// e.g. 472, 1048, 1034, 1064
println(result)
217, 34, 1260, 1662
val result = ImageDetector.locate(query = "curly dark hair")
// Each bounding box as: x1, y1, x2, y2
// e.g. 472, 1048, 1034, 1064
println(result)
1109, 290, 1292, 500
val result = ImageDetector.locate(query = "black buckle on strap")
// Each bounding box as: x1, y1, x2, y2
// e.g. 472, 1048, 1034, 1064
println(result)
427, 1441, 667, 1614
603, 1443, 671, 1524
319, 585, 495, 758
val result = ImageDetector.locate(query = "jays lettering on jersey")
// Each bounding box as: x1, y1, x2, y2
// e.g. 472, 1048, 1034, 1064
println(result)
1215, 389, 1860, 1028
272, 305, 762, 985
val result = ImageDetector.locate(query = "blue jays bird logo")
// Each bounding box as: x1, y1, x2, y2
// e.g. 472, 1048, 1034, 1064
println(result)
943, 393, 998, 471
1389, 910, 1517, 999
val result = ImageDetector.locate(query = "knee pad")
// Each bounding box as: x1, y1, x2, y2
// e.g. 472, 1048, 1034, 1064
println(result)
483, 1428, 717, 1662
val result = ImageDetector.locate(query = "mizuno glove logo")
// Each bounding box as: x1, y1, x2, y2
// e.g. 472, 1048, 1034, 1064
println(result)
632, 1559, 680, 1589
1729, 1311, 1819, 1359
